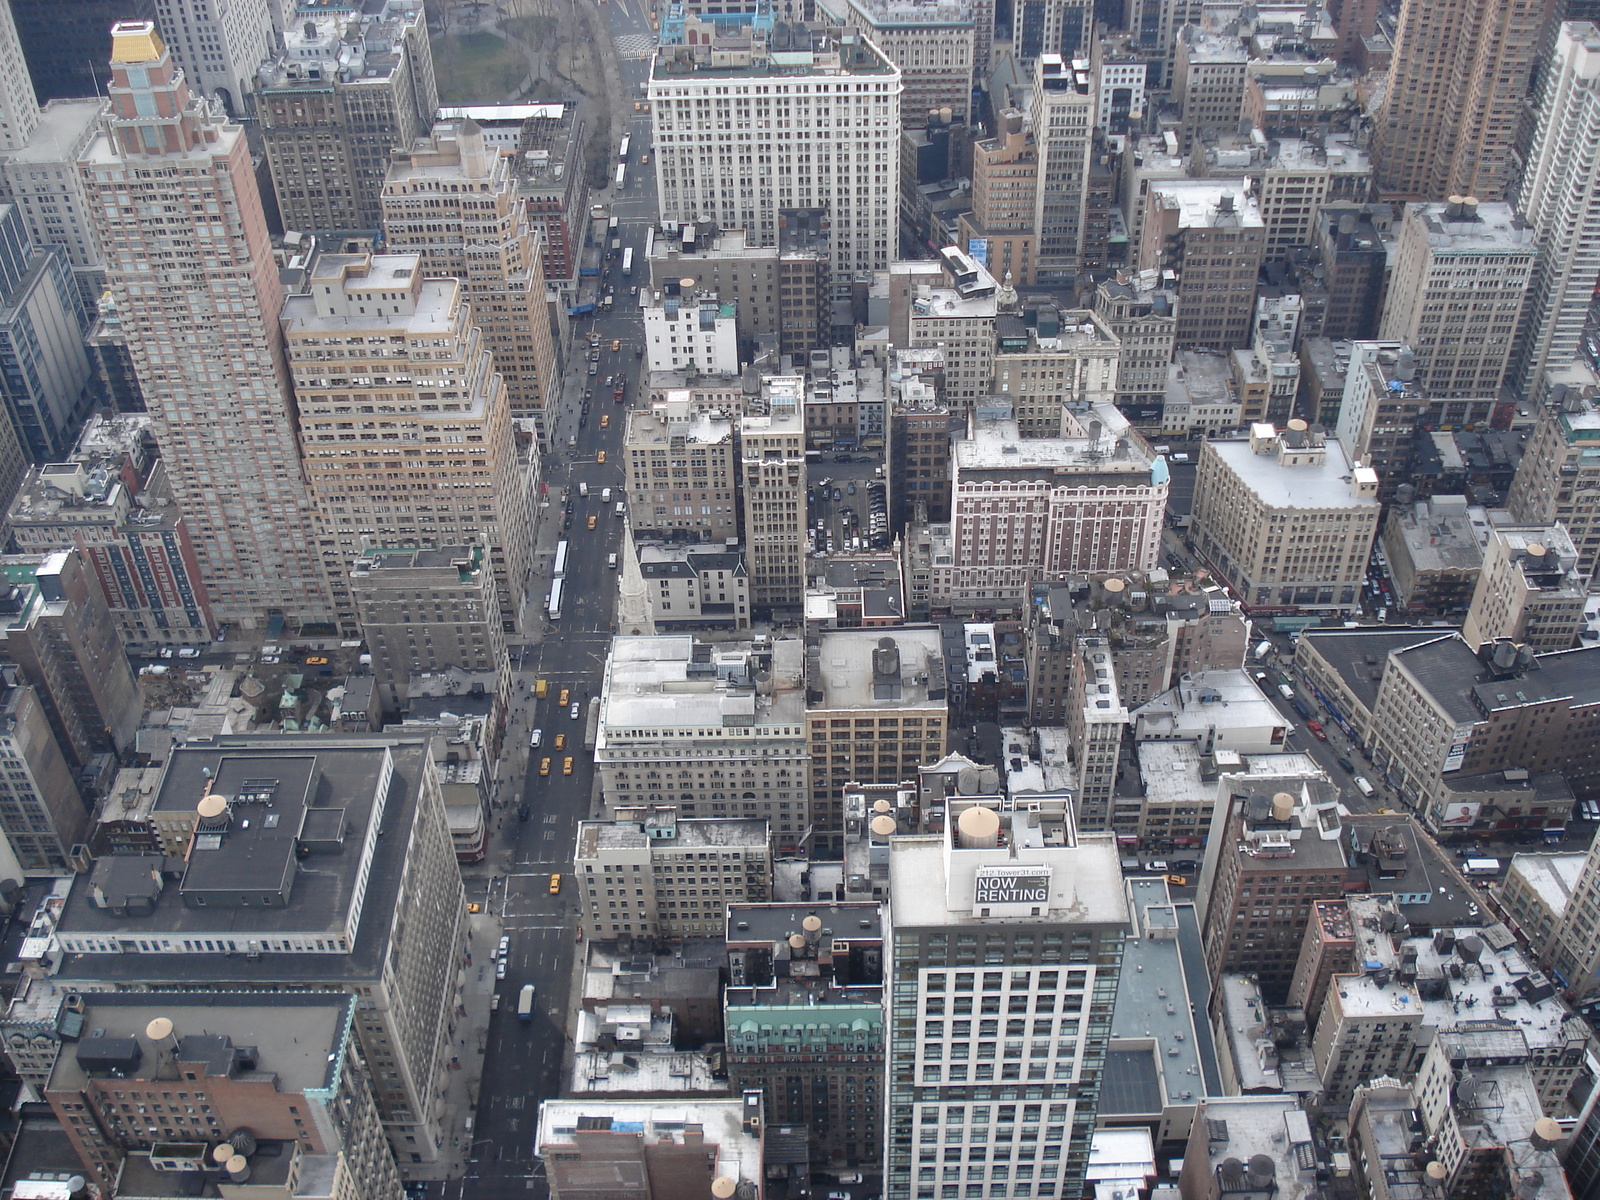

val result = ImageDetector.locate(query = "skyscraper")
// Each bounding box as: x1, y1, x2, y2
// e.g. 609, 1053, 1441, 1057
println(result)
0, 0, 40, 152
1371, 0, 1552, 201
650, 17, 901, 295
258, 1, 437, 234
1512, 21, 1600, 401
150, 0, 276, 114
9, 0, 153, 104
739, 377, 807, 614
884, 798, 1127, 1200
1506, 383, 1600, 580
280, 250, 534, 631
79, 22, 332, 627
1032, 54, 1094, 280
383, 119, 559, 444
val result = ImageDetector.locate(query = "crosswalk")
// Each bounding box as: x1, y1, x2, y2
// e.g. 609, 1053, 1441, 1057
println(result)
613, 32, 657, 59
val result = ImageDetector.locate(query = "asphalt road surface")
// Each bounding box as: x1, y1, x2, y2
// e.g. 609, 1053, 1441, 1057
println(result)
450, 30, 657, 1196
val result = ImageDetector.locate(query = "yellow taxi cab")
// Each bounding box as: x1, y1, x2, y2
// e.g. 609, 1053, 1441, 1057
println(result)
640, 153, 649, 165
558, 687, 570, 706
587, 514, 597, 530
467, 902, 482, 914
549, 873, 563, 894
1164, 874, 1188, 887
562, 756, 574, 775
600, 414, 610, 429
611, 338, 621, 352
539, 757, 551, 776
554, 733, 566, 750
597, 450, 606, 464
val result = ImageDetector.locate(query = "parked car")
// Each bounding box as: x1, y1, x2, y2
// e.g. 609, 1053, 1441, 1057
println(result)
496, 959, 508, 980
1337, 757, 1355, 773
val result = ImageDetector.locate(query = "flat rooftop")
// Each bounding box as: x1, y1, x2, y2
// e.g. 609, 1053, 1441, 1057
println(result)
1148, 180, 1264, 229
1297, 627, 1451, 716
625, 405, 734, 446
1387, 498, 1487, 574
598, 635, 805, 735
1413, 202, 1537, 254
6, 98, 103, 163
1192, 1095, 1318, 1200
537, 1098, 763, 1187
1505, 852, 1586, 918
578, 816, 771, 857
810, 626, 948, 711
726, 901, 882, 944
1203, 435, 1378, 511
956, 413, 1157, 478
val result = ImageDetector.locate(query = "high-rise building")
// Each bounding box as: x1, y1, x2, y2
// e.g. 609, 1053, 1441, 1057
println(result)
1506, 383, 1600, 581
1125, 0, 1202, 89
740, 377, 807, 614
281, 249, 534, 632
593, 634, 809, 849
1138, 181, 1266, 351
883, 797, 1128, 1200
939, 404, 1167, 609
804, 626, 949, 853
887, 360, 953, 528
1378, 201, 1535, 400
643, 288, 740, 375
0, 669, 87, 872
1196, 768, 1349, 1000
46, 734, 468, 1166
650, 18, 901, 296
1191, 423, 1381, 614
0, 98, 110, 308
1067, 635, 1127, 830
817, 0, 975, 123
6, 415, 217, 650
574, 806, 772, 940
257, 1, 437, 234
725, 901, 884, 1167
150, 0, 276, 114
350, 545, 509, 713
990, 309, 1121, 437
0, 549, 141, 770
1173, 27, 1247, 154
1316, 208, 1389, 341
1094, 272, 1179, 427
1371, 0, 1551, 201
0, 0, 39, 153
506, 101, 588, 286
43, 992, 404, 1199
383, 119, 559, 442
1512, 22, 1600, 401
959, 111, 1039, 286
1334, 342, 1431, 497
536, 1098, 766, 1200
1460, 523, 1587, 651
624, 397, 740, 544
80, 22, 332, 628
897, 250, 999, 420
1032, 54, 1095, 280
9, 0, 153, 104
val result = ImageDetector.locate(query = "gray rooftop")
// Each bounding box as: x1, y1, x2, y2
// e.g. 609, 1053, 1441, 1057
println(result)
1297, 628, 1451, 717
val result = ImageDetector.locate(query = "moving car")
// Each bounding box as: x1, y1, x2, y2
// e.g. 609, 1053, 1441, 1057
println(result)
467, 902, 482, 914
554, 733, 566, 750
570, 703, 581, 720
539, 757, 552, 776
559, 687, 570, 705
1305, 720, 1328, 740
1337, 757, 1355, 773
550, 874, 563, 894
587, 514, 597, 530
562, 757, 574, 775
597, 450, 607, 464
611, 338, 621, 352
530, 728, 543, 748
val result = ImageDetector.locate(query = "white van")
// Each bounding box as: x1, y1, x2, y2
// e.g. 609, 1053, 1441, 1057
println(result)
608, 553, 619, 570
578, 481, 589, 497
601, 487, 612, 502
615, 501, 625, 517
1353, 776, 1376, 798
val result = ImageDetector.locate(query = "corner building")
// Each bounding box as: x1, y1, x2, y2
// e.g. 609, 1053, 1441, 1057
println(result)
79, 22, 332, 627
885, 799, 1128, 1200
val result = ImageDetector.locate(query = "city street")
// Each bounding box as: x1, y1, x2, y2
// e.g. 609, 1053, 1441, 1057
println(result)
442, 8, 658, 1196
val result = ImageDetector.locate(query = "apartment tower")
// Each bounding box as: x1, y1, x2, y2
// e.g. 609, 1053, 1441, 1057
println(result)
79, 22, 332, 627
1371, 0, 1553, 200
383, 119, 559, 443
281, 250, 534, 631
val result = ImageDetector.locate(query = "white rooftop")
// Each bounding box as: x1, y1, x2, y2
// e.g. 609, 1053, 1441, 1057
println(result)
598, 635, 806, 735
1148, 180, 1264, 229
1505, 852, 1586, 918
1204, 434, 1379, 511
536, 1098, 762, 1186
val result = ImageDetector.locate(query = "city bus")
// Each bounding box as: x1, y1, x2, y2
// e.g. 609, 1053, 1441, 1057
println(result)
547, 578, 563, 622
618, 134, 631, 162
552, 539, 569, 580
517, 984, 536, 1021
615, 163, 626, 190
622, 247, 634, 277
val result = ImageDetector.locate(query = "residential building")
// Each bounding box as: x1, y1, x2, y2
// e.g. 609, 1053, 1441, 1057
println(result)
1094, 272, 1178, 427
1174, 29, 1247, 154
958, 111, 1039, 286
805, 626, 949, 855
805, 553, 907, 629
1371, 0, 1549, 201
43, 992, 403, 1199
1196, 770, 1348, 1001
883, 797, 1127, 1200
535, 1098, 765, 1200
0, 202, 93, 461
1545, 829, 1600, 996
1378, 201, 1536, 401
1287, 898, 1357, 1031
1191, 423, 1381, 613
83, 287, 143, 413
624, 397, 739, 544
1092, 34, 1149, 137
1506, 382, 1600, 582
1176, 1097, 1319, 1200
1334, 342, 1431, 495
594, 634, 808, 849
0, 672, 88, 873
506, 102, 588, 286
1491, 849, 1586, 979
1230, 334, 1300, 426
724, 901, 885, 1165
643, 286, 740, 375
638, 545, 750, 630
1138, 182, 1266, 351
0, 98, 109, 307
740, 377, 807, 613
1317, 208, 1390, 341
382, 119, 559, 440
256, 1, 437, 234
900, 249, 999, 419
1032, 54, 1095, 279
1461, 524, 1587, 651
888, 365, 953, 527
1068, 635, 1128, 830
281, 249, 534, 632
940, 404, 1167, 609
575, 807, 772, 940
350, 546, 508, 713
80, 21, 332, 627
1379, 495, 1487, 615
45, 734, 467, 1165
6, 414, 216, 650
0, 550, 140, 771
990, 310, 1121, 438
650, 19, 901, 295
818, 0, 975, 123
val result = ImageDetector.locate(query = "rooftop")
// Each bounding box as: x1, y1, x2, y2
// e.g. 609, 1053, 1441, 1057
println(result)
955, 404, 1160, 481
257, 0, 423, 91
1411, 201, 1536, 255
1387, 497, 1488, 575
577, 813, 771, 857
537, 1098, 764, 1187
808, 626, 948, 711
3, 97, 104, 164
1147, 180, 1264, 230
1203, 430, 1379, 512
626, 403, 735, 447
597, 635, 805, 737
1504, 851, 1586, 918
1343, 816, 1485, 928
1296, 627, 1451, 716
1132, 669, 1288, 743
1191, 1094, 1319, 1200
